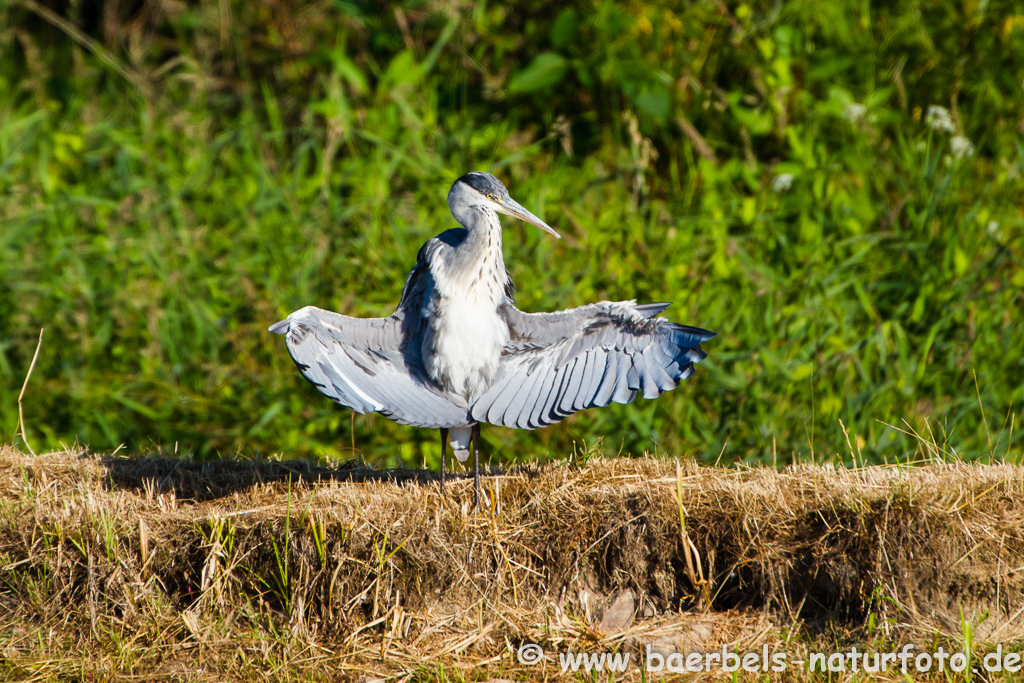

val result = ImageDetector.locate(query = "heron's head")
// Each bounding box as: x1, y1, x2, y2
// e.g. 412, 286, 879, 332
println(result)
448, 172, 560, 238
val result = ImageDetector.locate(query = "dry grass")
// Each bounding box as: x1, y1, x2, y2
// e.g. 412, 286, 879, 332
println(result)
1, 444, 1023, 681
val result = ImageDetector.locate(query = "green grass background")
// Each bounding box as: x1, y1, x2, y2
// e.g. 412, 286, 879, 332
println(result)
1, 0, 1022, 467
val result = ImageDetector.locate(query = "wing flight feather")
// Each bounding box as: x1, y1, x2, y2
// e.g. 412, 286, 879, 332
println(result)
271, 304, 470, 429
471, 301, 714, 429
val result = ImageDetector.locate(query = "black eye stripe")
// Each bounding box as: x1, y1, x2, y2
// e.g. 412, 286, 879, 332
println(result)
460, 171, 507, 198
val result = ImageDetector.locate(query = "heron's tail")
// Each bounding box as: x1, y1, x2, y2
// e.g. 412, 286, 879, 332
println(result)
449, 426, 472, 463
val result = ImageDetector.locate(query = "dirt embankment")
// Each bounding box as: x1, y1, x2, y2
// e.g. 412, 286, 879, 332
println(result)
1, 445, 1022, 680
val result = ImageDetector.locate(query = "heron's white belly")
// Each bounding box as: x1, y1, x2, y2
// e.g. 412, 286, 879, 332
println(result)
426, 296, 508, 400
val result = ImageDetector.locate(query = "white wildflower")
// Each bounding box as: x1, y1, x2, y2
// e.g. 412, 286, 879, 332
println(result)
844, 103, 867, 123
925, 105, 956, 134
771, 173, 794, 193
987, 221, 1001, 238
950, 135, 975, 160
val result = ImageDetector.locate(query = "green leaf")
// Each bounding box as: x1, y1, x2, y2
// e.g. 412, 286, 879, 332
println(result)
110, 393, 160, 421
628, 82, 671, 122
727, 92, 774, 136
792, 363, 814, 381
508, 53, 568, 94
550, 10, 579, 49
381, 50, 421, 90
331, 52, 368, 94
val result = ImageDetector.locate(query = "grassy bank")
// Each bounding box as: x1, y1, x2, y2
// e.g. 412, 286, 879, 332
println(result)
1, 0, 1023, 465
2, 445, 1023, 680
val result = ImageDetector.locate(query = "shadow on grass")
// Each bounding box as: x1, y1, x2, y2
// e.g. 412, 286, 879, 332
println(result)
98, 456, 487, 499
99, 454, 511, 502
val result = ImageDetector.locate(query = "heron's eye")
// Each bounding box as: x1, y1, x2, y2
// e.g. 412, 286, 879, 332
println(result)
486, 193, 497, 200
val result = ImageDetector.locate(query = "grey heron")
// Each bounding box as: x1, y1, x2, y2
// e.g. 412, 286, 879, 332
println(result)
270, 172, 714, 506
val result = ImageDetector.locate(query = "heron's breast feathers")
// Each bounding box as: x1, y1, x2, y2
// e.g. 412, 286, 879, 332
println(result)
422, 252, 511, 401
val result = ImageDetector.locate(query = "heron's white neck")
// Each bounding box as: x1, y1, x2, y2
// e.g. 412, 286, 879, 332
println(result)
423, 207, 510, 400
448, 207, 507, 299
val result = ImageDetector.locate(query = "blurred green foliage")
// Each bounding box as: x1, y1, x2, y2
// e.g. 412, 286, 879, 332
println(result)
1, 0, 1022, 467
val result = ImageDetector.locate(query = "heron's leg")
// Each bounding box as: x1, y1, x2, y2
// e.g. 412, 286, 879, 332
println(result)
440, 427, 448, 497
472, 423, 481, 509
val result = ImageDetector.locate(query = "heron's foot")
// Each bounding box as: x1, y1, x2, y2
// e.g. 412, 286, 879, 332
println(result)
439, 426, 448, 498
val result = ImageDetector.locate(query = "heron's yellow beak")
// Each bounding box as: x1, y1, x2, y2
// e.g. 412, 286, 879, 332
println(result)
493, 197, 561, 239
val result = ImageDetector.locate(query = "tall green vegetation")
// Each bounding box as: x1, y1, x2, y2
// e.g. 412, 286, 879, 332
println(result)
1, 0, 1022, 466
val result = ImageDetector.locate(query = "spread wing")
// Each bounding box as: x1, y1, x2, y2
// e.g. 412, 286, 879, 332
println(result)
269, 234, 472, 429
470, 301, 714, 429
